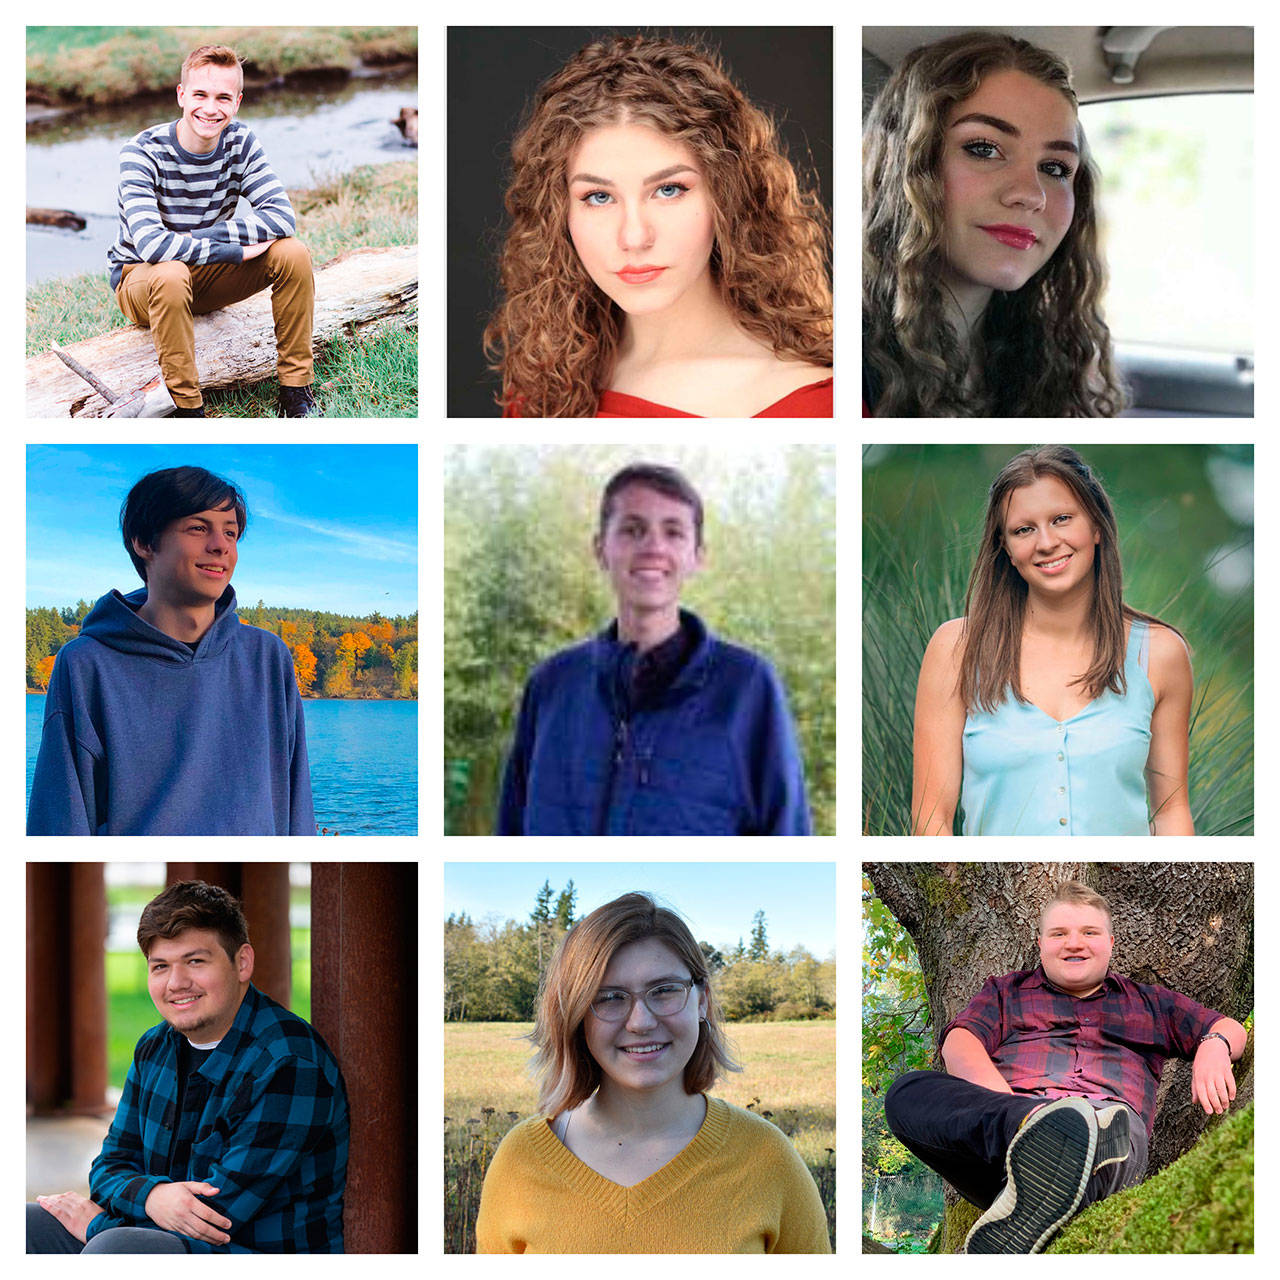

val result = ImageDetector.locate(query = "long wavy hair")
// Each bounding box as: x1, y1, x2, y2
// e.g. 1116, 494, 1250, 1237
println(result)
863, 32, 1125, 417
484, 34, 833, 418
530, 892, 739, 1117
960, 446, 1178, 712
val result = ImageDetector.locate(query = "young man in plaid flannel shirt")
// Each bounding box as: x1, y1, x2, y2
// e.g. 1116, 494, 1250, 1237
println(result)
884, 880, 1246, 1254
28, 881, 348, 1253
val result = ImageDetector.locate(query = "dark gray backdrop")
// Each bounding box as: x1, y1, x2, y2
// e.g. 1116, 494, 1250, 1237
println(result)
446, 26, 834, 417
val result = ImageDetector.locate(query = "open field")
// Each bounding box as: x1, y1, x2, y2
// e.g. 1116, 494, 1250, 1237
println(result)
444, 1019, 836, 1253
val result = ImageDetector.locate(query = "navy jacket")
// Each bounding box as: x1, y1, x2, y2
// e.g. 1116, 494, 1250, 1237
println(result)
88, 983, 349, 1252
27, 586, 313, 835
497, 610, 811, 835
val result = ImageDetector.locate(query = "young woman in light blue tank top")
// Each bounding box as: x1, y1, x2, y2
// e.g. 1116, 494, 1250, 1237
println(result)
912, 447, 1194, 837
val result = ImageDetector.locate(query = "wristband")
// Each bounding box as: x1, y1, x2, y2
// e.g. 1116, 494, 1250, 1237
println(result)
1198, 1031, 1231, 1054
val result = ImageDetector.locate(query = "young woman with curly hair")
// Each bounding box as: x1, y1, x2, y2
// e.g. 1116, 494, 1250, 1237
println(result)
912, 446, 1193, 836
484, 35, 833, 418
863, 32, 1125, 417
475, 892, 831, 1252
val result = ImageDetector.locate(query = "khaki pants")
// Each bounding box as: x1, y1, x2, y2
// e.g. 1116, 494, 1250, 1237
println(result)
116, 237, 315, 409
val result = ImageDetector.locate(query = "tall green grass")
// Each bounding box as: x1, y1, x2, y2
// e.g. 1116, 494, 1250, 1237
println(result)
862, 445, 1253, 836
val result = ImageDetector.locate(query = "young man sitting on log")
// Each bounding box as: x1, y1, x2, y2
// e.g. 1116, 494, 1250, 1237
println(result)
107, 44, 320, 417
884, 881, 1247, 1254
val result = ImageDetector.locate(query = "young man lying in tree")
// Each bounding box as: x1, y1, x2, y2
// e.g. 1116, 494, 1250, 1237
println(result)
885, 880, 1246, 1254
107, 44, 320, 417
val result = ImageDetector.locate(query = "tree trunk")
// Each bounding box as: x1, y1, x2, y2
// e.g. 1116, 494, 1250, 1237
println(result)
26, 244, 417, 418
863, 861, 1253, 1246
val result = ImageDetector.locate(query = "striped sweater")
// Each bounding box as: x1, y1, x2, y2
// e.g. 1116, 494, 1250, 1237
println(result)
108, 119, 297, 290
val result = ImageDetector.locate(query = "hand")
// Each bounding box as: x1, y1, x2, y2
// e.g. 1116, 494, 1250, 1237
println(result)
144, 1181, 232, 1245
1191, 1040, 1236, 1115
241, 239, 277, 261
35, 1190, 106, 1244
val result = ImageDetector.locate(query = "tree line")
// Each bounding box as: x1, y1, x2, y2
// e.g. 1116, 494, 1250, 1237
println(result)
26, 602, 418, 699
445, 883, 837, 1023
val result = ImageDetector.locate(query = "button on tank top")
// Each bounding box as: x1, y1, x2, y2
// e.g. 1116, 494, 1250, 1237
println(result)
961, 620, 1153, 836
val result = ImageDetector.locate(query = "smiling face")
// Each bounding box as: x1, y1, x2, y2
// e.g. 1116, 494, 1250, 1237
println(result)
939, 68, 1079, 307
584, 937, 708, 1101
594, 483, 704, 634
146, 927, 253, 1043
134, 504, 239, 607
176, 62, 242, 152
1039, 902, 1114, 996
1001, 474, 1100, 600
566, 122, 718, 319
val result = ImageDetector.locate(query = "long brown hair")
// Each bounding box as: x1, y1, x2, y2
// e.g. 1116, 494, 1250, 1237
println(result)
960, 446, 1176, 712
484, 35, 832, 418
863, 31, 1125, 417
530, 892, 739, 1116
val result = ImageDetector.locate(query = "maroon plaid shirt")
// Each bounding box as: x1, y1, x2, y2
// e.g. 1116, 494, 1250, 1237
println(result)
942, 966, 1223, 1135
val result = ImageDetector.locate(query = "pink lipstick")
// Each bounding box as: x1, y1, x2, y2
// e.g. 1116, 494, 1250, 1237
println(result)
617, 266, 667, 285
980, 225, 1038, 250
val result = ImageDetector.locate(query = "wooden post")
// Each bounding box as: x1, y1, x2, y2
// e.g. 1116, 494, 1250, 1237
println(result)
240, 864, 293, 1009
312, 863, 417, 1253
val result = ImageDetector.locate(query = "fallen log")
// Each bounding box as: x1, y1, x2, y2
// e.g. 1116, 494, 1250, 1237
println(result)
28, 206, 88, 231
26, 244, 418, 418
392, 107, 418, 146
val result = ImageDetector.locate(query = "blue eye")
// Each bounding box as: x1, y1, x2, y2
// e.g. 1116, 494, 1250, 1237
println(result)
654, 183, 688, 199
581, 190, 613, 207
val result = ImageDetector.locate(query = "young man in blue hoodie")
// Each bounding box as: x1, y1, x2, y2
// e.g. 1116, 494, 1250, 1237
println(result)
27, 466, 314, 835
497, 462, 811, 835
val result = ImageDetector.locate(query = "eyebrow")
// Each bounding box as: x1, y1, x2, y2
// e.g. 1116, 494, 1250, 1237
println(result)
600, 974, 690, 988
568, 164, 698, 187
950, 112, 1079, 156
151, 948, 213, 963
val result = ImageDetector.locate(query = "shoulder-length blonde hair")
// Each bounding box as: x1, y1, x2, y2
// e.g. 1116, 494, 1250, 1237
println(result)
484, 34, 833, 418
960, 445, 1179, 712
863, 31, 1125, 417
531, 892, 739, 1117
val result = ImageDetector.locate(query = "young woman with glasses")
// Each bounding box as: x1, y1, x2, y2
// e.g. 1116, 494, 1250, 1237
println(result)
475, 892, 830, 1252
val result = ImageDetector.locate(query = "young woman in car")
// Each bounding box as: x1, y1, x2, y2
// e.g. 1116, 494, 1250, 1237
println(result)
484, 34, 833, 418
912, 446, 1193, 835
475, 892, 831, 1252
863, 31, 1125, 416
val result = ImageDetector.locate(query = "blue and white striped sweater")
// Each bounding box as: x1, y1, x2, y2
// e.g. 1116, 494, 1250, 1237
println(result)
107, 119, 296, 290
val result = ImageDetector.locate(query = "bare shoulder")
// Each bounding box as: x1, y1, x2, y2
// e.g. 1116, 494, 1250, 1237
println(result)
1145, 622, 1193, 695
924, 617, 967, 665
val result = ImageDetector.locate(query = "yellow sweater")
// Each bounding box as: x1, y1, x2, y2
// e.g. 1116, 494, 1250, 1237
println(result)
475, 1095, 832, 1253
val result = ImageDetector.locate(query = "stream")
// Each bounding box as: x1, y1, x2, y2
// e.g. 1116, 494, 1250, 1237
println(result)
27, 68, 417, 285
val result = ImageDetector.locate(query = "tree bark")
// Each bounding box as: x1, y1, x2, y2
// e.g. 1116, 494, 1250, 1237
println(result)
863, 861, 1253, 1244
26, 244, 417, 418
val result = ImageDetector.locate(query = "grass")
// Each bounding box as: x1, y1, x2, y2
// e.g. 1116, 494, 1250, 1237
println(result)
862, 444, 1254, 836
28, 27, 417, 105
27, 161, 417, 417
444, 1020, 835, 1254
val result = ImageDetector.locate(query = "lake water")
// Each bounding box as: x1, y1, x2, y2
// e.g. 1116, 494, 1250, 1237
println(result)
27, 70, 417, 284
26, 693, 417, 835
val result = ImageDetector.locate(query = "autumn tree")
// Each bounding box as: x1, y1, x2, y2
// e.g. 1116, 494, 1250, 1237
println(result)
35, 655, 56, 691
862, 861, 1253, 1250
291, 642, 317, 696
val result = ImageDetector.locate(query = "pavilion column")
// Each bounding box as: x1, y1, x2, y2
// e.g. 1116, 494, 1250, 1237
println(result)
312, 863, 417, 1254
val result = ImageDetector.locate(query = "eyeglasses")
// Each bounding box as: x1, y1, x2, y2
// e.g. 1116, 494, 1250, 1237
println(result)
590, 978, 699, 1022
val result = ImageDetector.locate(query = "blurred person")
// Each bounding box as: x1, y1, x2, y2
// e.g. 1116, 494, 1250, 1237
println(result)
476, 892, 831, 1252
497, 463, 811, 835
27, 881, 348, 1254
485, 33, 832, 418
884, 881, 1245, 1253
911, 445, 1193, 835
863, 31, 1124, 416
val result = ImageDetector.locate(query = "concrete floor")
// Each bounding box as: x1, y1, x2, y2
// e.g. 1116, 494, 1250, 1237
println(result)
27, 1113, 115, 1199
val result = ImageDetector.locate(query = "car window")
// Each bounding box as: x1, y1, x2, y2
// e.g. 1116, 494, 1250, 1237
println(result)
1080, 93, 1253, 355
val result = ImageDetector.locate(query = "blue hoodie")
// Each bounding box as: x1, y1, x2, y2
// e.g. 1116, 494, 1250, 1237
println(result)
28, 586, 314, 836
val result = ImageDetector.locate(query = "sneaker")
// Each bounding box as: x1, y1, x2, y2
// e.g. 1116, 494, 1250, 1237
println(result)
1092, 1103, 1131, 1175
964, 1097, 1098, 1254
278, 384, 322, 417
172, 404, 205, 417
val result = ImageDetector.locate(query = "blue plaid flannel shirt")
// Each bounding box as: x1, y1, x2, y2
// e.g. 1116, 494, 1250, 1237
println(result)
86, 983, 349, 1252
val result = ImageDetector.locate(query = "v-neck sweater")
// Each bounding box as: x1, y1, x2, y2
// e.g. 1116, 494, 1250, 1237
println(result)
475, 1095, 831, 1253
960, 619, 1154, 835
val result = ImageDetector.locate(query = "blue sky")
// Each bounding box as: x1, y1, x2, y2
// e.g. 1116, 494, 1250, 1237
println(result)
26, 444, 417, 616
443, 862, 838, 958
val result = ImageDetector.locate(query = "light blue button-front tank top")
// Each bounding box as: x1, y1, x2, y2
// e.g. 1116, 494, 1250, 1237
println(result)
961, 620, 1153, 836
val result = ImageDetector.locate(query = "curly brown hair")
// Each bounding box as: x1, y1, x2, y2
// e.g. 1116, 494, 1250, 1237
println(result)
484, 34, 832, 418
863, 31, 1125, 417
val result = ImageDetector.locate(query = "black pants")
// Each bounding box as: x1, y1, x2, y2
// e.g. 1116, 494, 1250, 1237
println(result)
26, 1203, 187, 1253
884, 1071, 1148, 1209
